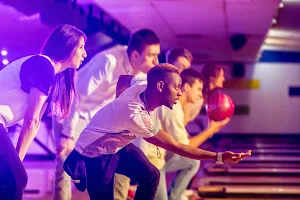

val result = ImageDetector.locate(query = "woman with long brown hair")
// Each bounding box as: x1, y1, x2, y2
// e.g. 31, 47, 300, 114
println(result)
0, 24, 87, 199
201, 63, 225, 103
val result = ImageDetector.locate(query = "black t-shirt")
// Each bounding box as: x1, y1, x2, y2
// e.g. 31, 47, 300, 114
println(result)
20, 55, 55, 95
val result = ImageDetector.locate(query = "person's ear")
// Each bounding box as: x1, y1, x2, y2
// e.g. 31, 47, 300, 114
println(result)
131, 50, 139, 59
157, 81, 164, 92
183, 82, 190, 92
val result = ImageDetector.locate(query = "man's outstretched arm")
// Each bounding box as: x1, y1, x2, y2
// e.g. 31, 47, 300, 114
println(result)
144, 129, 251, 163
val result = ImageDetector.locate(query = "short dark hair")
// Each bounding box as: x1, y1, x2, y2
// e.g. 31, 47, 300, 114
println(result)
41, 24, 87, 62
147, 63, 180, 86
166, 48, 193, 65
181, 68, 205, 87
127, 29, 160, 55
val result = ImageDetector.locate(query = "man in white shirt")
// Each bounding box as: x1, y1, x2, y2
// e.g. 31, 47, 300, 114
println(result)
112, 47, 196, 200
133, 68, 229, 200
63, 64, 251, 200
53, 28, 161, 200
113, 47, 208, 199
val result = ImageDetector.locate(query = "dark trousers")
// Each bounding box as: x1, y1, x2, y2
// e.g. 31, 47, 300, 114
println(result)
85, 143, 160, 200
0, 124, 28, 200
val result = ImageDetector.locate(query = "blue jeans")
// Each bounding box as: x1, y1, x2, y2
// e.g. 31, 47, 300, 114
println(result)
155, 154, 200, 200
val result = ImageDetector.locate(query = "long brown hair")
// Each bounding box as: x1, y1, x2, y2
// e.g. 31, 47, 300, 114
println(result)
41, 24, 86, 119
201, 63, 223, 103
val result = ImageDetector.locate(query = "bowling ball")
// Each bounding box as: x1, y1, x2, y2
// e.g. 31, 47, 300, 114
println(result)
205, 92, 235, 121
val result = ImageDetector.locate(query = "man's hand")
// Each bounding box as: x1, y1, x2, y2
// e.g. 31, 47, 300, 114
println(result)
57, 136, 75, 157
223, 150, 251, 164
207, 118, 230, 134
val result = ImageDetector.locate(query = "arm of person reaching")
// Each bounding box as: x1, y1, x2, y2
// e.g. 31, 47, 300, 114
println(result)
144, 129, 251, 163
126, 105, 250, 163
17, 88, 48, 160
189, 118, 230, 147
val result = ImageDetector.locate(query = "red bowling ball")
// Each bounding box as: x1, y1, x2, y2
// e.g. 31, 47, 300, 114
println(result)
205, 93, 235, 121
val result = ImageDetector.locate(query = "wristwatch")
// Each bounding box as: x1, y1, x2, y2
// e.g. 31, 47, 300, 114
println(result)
216, 152, 224, 164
